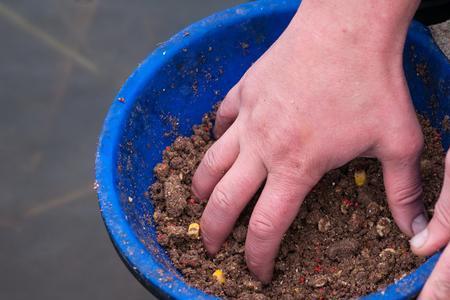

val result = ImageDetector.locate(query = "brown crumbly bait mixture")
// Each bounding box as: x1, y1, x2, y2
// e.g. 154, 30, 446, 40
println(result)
150, 107, 444, 299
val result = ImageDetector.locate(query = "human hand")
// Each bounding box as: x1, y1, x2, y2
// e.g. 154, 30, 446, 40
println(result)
411, 152, 450, 299
192, 0, 423, 283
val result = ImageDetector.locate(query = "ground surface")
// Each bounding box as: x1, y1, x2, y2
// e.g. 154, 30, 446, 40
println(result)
0, 1, 244, 300
431, 20, 450, 59
0, 1, 448, 299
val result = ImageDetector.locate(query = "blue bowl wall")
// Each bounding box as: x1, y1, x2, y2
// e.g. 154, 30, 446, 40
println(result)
96, 0, 450, 299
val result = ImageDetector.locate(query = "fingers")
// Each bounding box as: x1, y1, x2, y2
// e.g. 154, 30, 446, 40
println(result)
419, 245, 450, 300
411, 152, 450, 256
192, 124, 239, 201
381, 154, 426, 237
200, 153, 266, 255
245, 171, 316, 283
214, 87, 240, 138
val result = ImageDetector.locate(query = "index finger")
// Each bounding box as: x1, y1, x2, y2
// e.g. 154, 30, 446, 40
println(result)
192, 124, 239, 201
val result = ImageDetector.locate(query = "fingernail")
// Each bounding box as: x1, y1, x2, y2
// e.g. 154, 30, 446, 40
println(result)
412, 213, 428, 235
410, 228, 429, 249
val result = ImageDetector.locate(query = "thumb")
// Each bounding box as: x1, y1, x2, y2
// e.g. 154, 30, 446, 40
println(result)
411, 152, 450, 256
381, 147, 426, 237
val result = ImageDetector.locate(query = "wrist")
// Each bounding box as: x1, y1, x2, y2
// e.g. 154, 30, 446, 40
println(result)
289, 0, 420, 56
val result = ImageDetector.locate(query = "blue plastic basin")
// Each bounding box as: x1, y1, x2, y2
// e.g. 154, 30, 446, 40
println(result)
95, 0, 450, 299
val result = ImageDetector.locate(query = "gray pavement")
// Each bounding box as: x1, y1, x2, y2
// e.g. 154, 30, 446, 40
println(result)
0, 1, 243, 299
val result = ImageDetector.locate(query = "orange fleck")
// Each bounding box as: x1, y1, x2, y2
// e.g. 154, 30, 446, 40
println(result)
342, 198, 352, 207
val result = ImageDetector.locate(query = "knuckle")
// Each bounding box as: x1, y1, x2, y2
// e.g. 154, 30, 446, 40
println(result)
203, 148, 223, 175
390, 182, 423, 206
387, 133, 424, 160
238, 84, 259, 108
217, 101, 234, 121
238, 82, 254, 99
272, 158, 320, 188
409, 131, 425, 154
246, 116, 270, 143
248, 212, 277, 240
211, 187, 234, 211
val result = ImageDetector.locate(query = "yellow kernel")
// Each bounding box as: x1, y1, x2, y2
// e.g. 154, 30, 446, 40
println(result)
354, 170, 367, 187
213, 269, 225, 284
187, 223, 200, 239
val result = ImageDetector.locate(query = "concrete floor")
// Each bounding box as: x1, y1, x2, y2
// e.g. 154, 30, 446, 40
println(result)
430, 20, 450, 58
0, 1, 243, 299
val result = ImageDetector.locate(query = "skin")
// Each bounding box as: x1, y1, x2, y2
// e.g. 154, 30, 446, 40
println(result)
412, 152, 450, 299
192, 0, 450, 297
